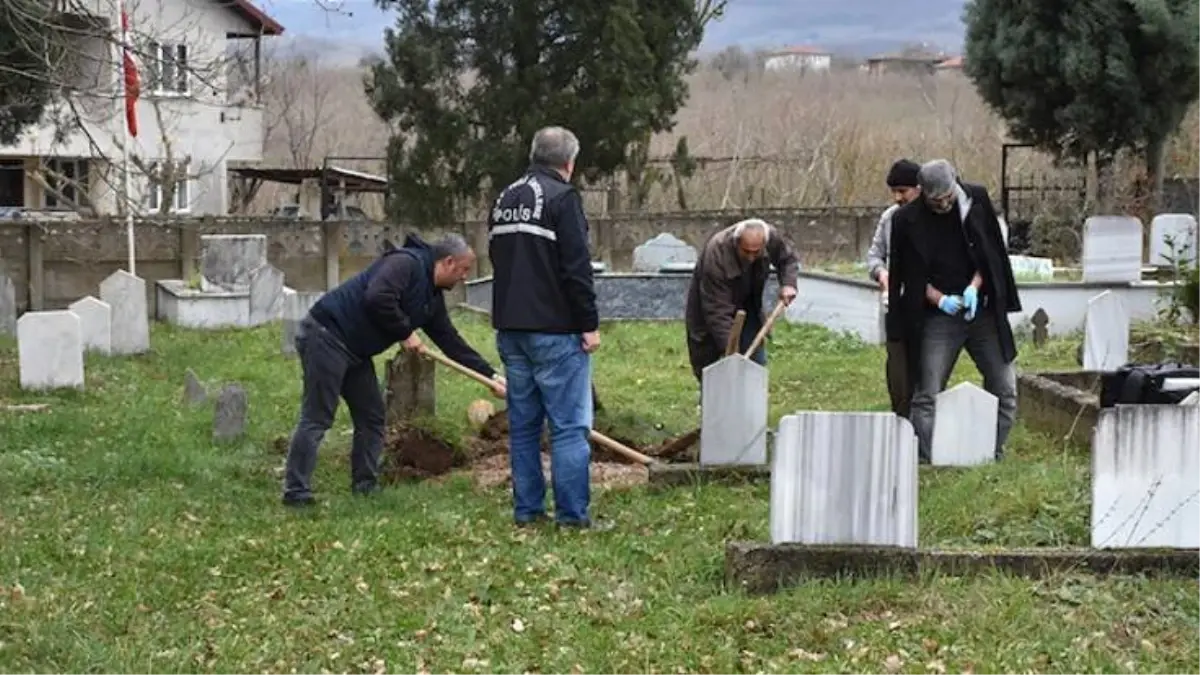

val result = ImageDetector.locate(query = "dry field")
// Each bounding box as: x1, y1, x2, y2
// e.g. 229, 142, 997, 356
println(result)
255, 53, 1200, 216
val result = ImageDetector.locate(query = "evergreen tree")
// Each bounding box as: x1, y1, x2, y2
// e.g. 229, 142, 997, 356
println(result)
367, 0, 724, 225
963, 0, 1199, 208
0, 0, 60, 146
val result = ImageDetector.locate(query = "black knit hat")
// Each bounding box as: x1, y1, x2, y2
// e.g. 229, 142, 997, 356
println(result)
886, 159, 921, 188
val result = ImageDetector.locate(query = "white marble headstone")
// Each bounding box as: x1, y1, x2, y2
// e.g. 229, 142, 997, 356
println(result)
931, 382, 998, 466
1091, 404, 1199, 548
1083, 290, 1129, 371
1081, 216, 1143, 283
200, 234, 268, 293
1148, 213, 1198, 267
281, 287, 323, 355
632, 233, 698, 272
0, 273, 16, 336
99, 270, 149, 355
68, 295, 112, 355
248, 263, 285, 325
700, 355, 768, 465
17, 310, 84, 390
770, 411, 918, 547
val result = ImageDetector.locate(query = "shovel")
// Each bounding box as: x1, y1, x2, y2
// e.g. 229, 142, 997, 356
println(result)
419, 348, 656, 466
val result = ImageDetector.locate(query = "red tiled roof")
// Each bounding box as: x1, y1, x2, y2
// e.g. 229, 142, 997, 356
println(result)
216, 0, 285, 36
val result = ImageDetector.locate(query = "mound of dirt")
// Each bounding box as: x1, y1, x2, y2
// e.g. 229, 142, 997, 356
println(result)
380, 424, 464, 483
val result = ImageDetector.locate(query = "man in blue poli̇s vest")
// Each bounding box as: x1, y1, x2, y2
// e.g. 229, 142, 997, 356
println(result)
487, 125, 603, 529
281, 233, 506, 507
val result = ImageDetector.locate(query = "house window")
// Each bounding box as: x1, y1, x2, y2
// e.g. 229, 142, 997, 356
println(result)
145, 41, 189, 94
42, 158, 89, 210
145, 161, 191, 213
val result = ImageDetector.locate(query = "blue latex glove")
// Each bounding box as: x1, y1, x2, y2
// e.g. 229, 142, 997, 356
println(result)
962, 286, 979, 321
937, 294, 964, 315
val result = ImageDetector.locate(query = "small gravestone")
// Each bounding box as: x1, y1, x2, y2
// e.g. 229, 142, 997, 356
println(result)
1030, 308, 1049, 347
1081, 216, 1143, 283
17, 311, 84, 391
281, 288, 323, 355
0, 274, 15, 336
248, 263, 285, 325
200, 234, 268, 293
1091, 405, 1198, 548
632, 233, 697, 272
99, 270, 149, 355
68, 296, 112, 355
1083, 290, 1129, 371
213, 384, 248, 442
183, 368, 207, 406
770, 411, 918, 546
701, 355, 768, 466
385, 349, 436, 423
930, 382, 999, 466
1148, 213, 1198, 267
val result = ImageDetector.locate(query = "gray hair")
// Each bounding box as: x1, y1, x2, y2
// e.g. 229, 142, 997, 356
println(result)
529, 126, 580, 168
732, 218, 771, 243
917, 159, 958, 197
430, 233, 471, 261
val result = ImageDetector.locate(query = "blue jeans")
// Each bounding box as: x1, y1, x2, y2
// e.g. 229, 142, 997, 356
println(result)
739, 310, 767, 366
496, 331, 594, 525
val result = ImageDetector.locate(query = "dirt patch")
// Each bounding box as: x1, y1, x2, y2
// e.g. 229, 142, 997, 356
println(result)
380, 424, 464, 482
471, 453, 649, 490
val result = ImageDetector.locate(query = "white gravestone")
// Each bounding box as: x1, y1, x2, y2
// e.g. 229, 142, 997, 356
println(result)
1091, 404, 1199, 549
18, 310, 84, 391
68, 296, 112, 355
248, 263, 285, 325
770, 412, 918, 547
931, 382, 999, 466
200, 234, 268, 293
99, 270, 150, 355
1081, 216, 1144, 283
632, 233, 698, 272
0, 273, 16, 336
281, 288, 323, 355
1083, 290, 1129, 371
700, 355, 768, 465
1148, 213, 1198, 267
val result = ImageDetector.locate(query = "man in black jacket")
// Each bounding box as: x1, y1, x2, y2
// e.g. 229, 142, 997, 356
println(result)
488, 125, 601, 529
886, 159, 1021, 463
282, 233, 505, 506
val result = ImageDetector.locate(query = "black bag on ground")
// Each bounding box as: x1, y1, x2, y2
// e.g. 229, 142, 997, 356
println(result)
1099, 363, 1200, 408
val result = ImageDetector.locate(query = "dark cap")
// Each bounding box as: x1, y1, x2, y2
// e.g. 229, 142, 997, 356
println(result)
886, 159, 921, 188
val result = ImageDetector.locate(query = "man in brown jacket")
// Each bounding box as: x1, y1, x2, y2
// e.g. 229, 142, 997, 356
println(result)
684, 218, 800, 381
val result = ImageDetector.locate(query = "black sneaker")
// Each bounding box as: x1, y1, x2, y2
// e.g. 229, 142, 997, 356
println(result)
282, 495, 317, 508
515, 514, 550, 528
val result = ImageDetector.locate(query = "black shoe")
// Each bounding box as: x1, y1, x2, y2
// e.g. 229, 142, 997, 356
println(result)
557, 518, 614, 532
352, 484, 380, 497
515, 513, 550, 528
282, 495, 316, 508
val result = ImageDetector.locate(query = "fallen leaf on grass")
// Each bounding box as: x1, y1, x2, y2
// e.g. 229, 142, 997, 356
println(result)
884, 654, 904, 673
789, 648, 826, 662
511, 618, 526, 632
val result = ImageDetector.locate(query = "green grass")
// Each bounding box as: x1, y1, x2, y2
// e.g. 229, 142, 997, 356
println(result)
1, 314, 1196, 673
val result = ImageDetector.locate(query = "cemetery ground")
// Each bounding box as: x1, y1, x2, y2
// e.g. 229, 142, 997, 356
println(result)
1, 312, 1197, 674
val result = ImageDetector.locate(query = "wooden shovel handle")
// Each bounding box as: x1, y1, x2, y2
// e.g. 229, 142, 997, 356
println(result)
725, 310, 747, 356
744, 300, 787, 357
419, 348, 655, 466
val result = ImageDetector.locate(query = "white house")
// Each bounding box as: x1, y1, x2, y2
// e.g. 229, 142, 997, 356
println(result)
763, 46, 832, 73
0, 0, 284, 217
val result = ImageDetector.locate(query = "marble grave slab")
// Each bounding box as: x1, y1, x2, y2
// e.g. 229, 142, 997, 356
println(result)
931, 382, 998, 466
700, 355, 769, 466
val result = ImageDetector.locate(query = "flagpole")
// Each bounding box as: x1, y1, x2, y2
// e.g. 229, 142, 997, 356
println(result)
118, 0, 136, 275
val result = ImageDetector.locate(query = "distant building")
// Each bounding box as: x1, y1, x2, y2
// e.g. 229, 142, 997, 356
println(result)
764, 46, 832, 73
865, 50, 946, 76
935, 55, 965, 76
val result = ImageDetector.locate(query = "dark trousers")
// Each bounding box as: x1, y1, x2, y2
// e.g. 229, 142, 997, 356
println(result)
282, 315, 386, 501
885, 339, 912, 418
690, 312, 768, 383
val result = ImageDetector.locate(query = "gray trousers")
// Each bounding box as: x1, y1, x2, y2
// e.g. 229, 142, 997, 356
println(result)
282, 316, 386, 501
909, 311, 1017, 462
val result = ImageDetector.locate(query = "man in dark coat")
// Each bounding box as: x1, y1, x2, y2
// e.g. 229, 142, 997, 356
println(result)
886, 159, 1021, 462
685, 218, 800, 382
282, 233, 505, 506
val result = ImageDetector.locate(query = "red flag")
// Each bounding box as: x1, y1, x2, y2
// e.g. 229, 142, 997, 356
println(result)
120, 4, 139, 138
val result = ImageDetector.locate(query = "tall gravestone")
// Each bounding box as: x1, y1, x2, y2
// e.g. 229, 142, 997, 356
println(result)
99, 270, 149, 355
200, 234, 268, 293
1148, 213, 1198, 267
248, 263, 285, 325
930, 382, 998, 466
770, 412, 918, 546
1091, 404, 1199, 548
18, 310, 84, 391
68, 296, 112, 355
700, 355, 768, 466
385, 349, 436, 423
0, 273, 16, 336
1081, 216, 1143, 283
1083, 290, 1129, 372
631, 233, 698, 272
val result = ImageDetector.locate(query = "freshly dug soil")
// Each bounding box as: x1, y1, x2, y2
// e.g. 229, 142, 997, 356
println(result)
380, 423, 464, 483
